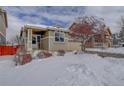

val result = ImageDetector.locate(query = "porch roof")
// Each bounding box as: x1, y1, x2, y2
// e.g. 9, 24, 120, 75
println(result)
24, 24, 68, 33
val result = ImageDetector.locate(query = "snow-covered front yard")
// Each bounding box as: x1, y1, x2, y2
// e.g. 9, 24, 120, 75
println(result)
0, 53, 124, 86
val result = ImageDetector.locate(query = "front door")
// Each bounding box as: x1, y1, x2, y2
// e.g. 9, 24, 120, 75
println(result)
32, 35, 41, 49
37, 35, 41, 49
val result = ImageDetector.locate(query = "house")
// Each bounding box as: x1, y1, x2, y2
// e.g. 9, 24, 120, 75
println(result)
0, 8, 8, 45
94, 27, 112, 48
112, 33, 119, 47
20, 24, 81, 53
112, 32, 124, 47
69, 22, 112, 48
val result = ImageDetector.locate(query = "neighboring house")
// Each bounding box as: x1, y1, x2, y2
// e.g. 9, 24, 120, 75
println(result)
0, 8, 8, 45
69, 22, 112, 48
94, 27, 112, 48
112, 32, 124, 47
112, 33, 120, 47
20, 24, 81, 53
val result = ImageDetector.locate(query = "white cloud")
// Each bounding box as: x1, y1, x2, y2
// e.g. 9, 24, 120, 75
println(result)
6, 14, 25, 41
85, 6, 124, 33
40, 12, 76, 22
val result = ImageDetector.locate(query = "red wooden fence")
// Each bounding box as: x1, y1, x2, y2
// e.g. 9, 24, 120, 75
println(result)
0, 46, 19, 56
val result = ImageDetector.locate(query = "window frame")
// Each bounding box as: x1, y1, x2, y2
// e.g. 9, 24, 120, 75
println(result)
32, 36, 36, 44
54, 31, 65, 43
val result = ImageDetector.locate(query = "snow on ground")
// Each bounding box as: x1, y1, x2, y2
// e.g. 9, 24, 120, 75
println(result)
87, 47, 124, 54
0, 53, 124, 86
0, 56, 15, 70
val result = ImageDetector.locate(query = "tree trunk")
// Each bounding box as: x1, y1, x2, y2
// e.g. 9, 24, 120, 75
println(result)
81, 42, 86, 52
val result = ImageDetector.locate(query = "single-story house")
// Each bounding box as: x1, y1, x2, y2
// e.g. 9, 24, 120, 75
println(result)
20, 24, 81, 53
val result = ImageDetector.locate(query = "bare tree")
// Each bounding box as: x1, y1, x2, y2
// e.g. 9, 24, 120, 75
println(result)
119, 16, 124, 41
69, 16, 106, 51
10, 35, 20, 46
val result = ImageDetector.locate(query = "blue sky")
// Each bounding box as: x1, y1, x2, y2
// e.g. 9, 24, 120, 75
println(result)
5, 6, 85, 26
4, 6, 124, 40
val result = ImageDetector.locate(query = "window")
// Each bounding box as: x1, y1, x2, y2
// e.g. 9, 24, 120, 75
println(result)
0, 35, 6, 45
0, 37, 1, 44
37, 36, 41, 42
55, 32, 64, 42
32, 36, 36, 44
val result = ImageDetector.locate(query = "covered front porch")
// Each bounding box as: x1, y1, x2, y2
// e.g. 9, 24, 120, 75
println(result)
25, 28, 49, 52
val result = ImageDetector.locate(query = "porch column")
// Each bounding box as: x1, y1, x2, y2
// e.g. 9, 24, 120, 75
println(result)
48, 31, 50, 51
27, 29, 32, 52
23, 31, 27, 49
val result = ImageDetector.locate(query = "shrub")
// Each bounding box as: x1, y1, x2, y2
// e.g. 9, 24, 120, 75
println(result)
14, 53, 32, 65
37, 51, 52, 59
57, 50, 65, 56
73, 50, 78, 55
22, 54, 32, 65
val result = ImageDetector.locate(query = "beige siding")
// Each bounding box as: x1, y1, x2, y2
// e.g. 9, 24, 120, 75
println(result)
40, 38, 49, 50
49, 40, 68, 51
68, 42, 81, 51
41, 31, 49, 50
49, 31, 68, 51
48, 31, 81, 51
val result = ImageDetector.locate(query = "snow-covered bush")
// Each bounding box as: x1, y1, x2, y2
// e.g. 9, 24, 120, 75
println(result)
57, 50, 65, 56
14, 53, 32, 65
52, 52, 58, 56
32, 50, 42, 59
73, 50, 78, 54
21, 54, 32, 65
37, 51, 52, 59
14, 45, 34, 65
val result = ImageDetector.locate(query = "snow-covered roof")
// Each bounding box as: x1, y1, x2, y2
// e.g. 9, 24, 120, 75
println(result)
24, 24, 68, 32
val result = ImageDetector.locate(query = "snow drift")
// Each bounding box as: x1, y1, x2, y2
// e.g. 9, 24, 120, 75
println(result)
0, 53, 124, 86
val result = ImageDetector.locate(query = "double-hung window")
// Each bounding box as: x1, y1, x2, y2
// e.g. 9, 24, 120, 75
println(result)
55, 32, 64, 42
